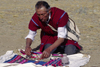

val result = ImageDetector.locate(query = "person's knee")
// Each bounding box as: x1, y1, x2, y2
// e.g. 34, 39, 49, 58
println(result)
44, 44, 57, 54
44, 44, 52, 50
64, 44, 79, 55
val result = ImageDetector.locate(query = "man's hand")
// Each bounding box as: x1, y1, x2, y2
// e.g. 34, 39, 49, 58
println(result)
41, 47, 51, 59
25, 47, 32, 56
41, 38, 64, 59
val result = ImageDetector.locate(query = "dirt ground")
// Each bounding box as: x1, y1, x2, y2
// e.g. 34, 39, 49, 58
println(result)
0, 0, 100, 67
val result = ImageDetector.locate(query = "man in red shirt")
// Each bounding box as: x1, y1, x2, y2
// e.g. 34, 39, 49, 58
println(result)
25, 1, 81, 58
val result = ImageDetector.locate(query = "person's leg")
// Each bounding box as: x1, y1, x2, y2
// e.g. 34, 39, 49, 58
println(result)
64, 44, 79, 55
56, 46, 65, 54
43, 44, 57, 54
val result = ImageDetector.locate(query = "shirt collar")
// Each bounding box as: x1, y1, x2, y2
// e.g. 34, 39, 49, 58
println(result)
46, 13, 51, 24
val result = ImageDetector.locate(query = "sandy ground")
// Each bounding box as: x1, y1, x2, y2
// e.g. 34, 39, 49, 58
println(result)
0, 0, 100, 67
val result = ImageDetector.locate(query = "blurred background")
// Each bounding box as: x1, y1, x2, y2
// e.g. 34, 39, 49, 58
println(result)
0, 0, 100, 67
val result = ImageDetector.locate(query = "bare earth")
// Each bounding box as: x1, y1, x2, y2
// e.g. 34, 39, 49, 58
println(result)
0, 0, 100, 67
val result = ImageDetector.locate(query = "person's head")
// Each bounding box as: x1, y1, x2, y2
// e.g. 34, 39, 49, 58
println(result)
35, 1, 51, 22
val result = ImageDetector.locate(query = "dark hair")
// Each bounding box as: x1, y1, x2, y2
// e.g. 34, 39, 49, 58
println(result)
35, 1, 50, 10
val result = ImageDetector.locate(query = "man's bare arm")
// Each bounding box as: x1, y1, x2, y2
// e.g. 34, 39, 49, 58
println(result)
25, 38, 32, 56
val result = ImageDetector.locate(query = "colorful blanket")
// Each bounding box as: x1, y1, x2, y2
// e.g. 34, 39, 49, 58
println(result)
4, 55, 62, 66
4, 55, 46, 65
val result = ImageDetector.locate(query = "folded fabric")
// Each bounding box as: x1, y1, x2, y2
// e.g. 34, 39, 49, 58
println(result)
0, 50, 15, 63
4, 55, 46, 65
43, 58, 62, 66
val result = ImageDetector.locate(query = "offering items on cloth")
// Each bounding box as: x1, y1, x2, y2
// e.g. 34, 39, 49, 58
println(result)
0, 49, 91, 67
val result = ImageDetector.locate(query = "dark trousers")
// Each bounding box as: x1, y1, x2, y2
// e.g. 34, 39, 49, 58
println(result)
43, 44, 80, 55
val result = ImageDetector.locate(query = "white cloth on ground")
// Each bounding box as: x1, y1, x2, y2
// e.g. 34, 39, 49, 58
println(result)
0, 50, 90, 67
